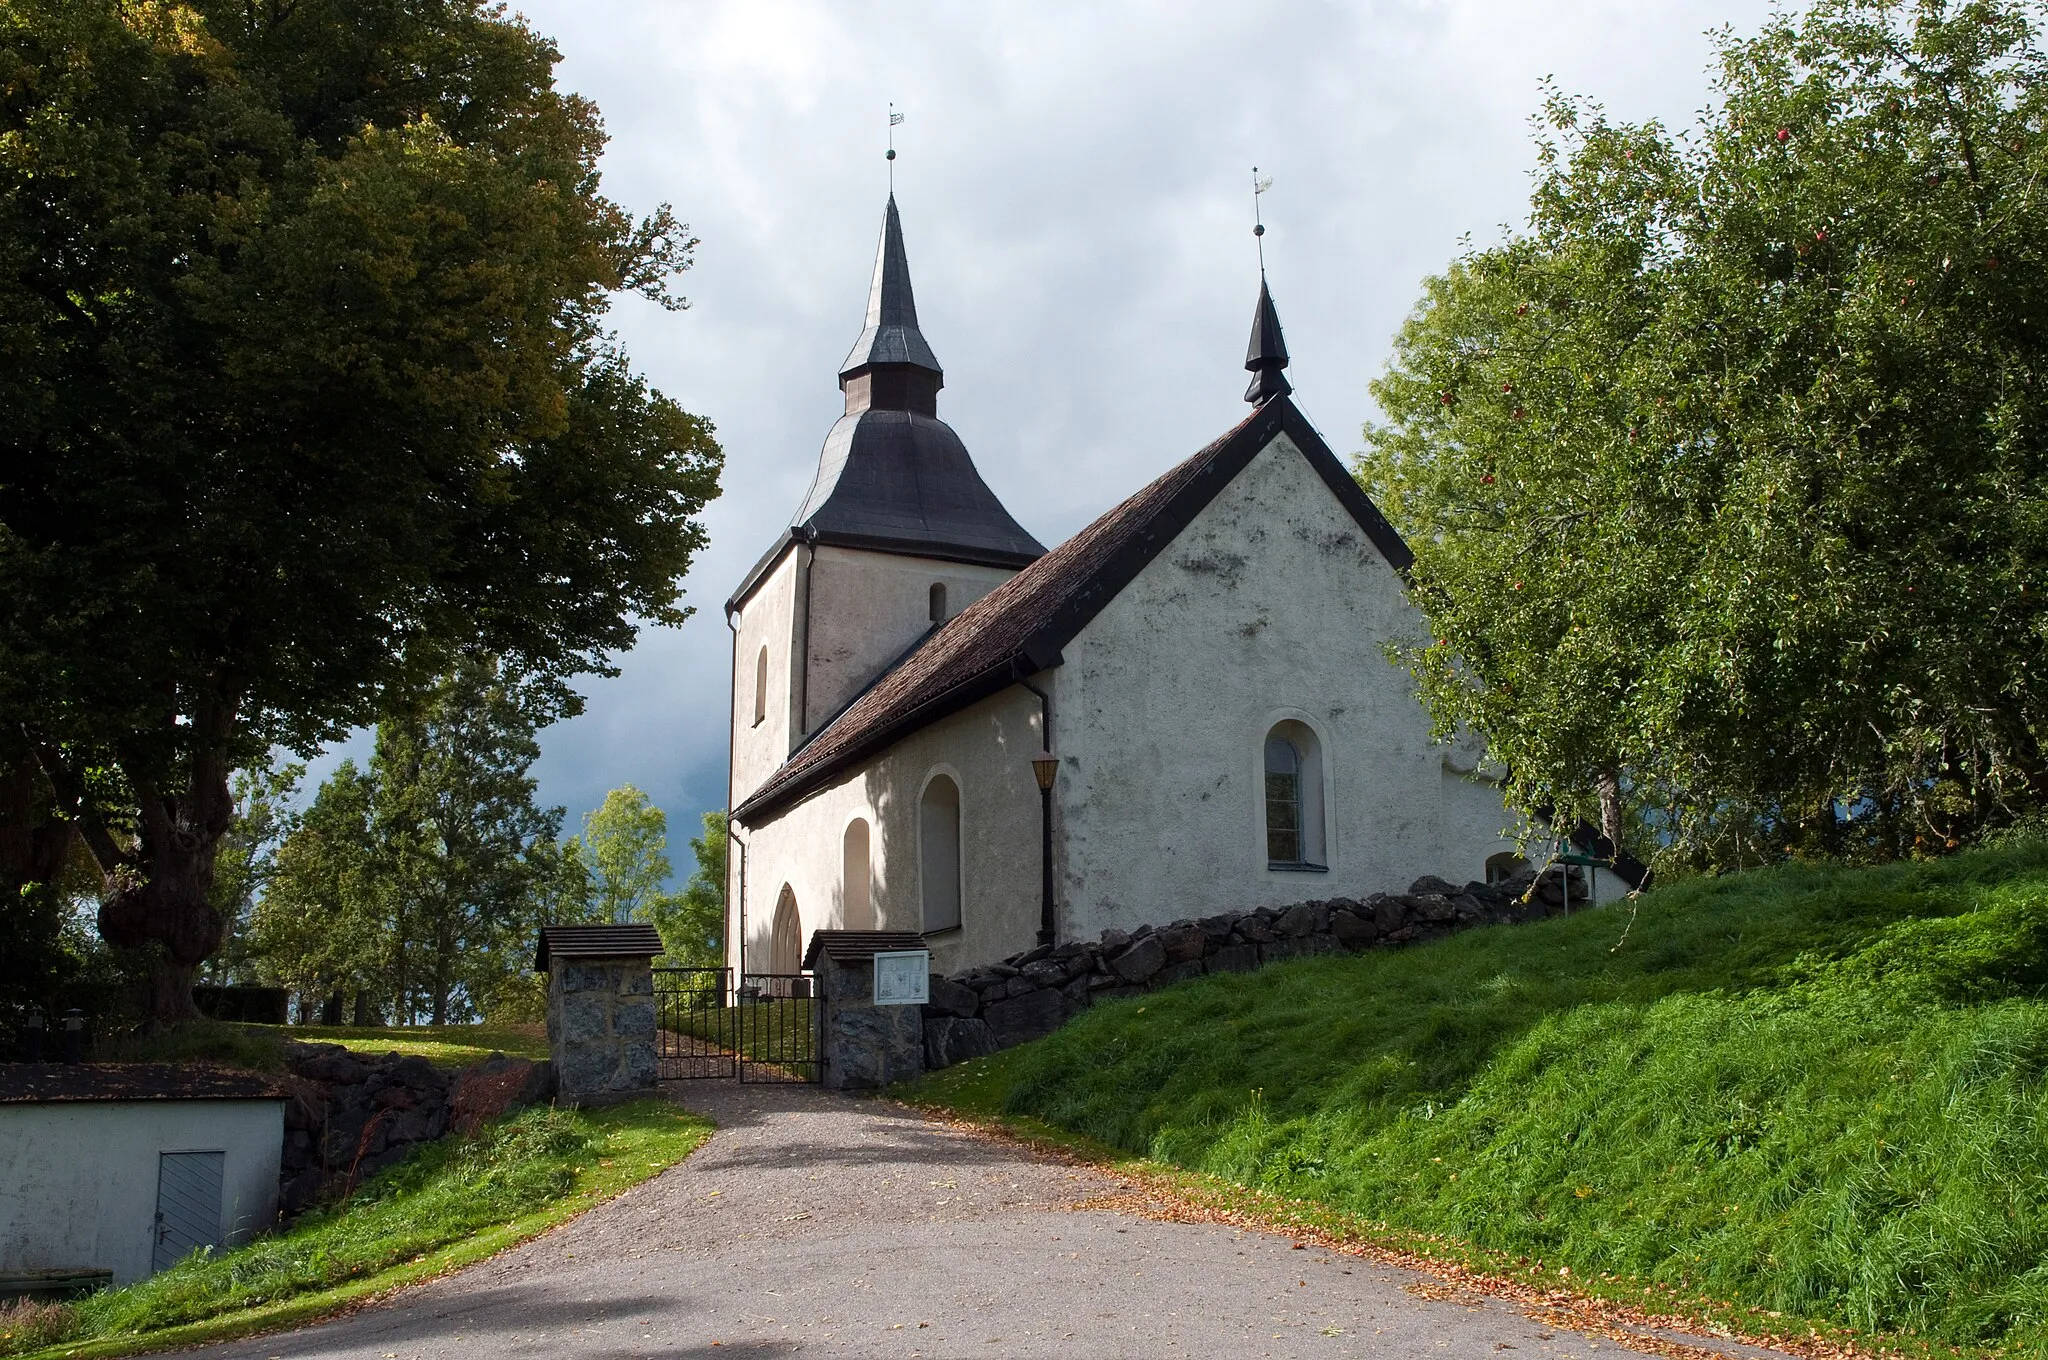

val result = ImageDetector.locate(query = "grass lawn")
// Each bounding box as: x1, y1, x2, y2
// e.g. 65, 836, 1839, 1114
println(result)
288, 1023, 549, 1067
0, 1100, 710, 1360
97, 1022, 548, 1072
907, 841, 2048, 1356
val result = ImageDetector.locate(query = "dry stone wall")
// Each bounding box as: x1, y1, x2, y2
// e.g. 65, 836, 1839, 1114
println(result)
921, 868, 1585, 1068
276, 1042, 554, 1215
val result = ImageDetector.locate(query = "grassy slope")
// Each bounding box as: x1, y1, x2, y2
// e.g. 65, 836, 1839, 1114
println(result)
2, 1101, 711, 1360
912, 843, 2048, 1353
99, 1022, 548, 1071
288, 1023, 548, 1067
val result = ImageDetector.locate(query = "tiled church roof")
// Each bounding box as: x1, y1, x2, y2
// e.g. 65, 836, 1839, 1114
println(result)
732, 395, 1413, 824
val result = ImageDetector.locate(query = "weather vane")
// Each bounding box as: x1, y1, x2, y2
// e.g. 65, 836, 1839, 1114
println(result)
887, 104, 904, 192
1252, 166, 1274, 273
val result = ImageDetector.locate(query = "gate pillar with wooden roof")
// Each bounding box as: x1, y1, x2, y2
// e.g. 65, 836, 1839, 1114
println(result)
803, 930, 929, 1091
535, 924, 663, 1107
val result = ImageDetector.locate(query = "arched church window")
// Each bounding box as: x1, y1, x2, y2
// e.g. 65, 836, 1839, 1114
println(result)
929, 582, 948, 623
1263, 720, 1327, 869
753, 646, 768, 727
1486, 851, 1531, 885
842, 817, 874, 930
920, 774, 962, 933
770, 886, 801, 977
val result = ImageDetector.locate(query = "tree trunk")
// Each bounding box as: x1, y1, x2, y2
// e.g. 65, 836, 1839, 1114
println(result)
1596, 769, 1625, 857
79, 686, 241, 1029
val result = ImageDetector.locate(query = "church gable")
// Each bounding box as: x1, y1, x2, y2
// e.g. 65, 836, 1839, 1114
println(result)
1054, 424, 1443, 921
732, 394, 1414, 825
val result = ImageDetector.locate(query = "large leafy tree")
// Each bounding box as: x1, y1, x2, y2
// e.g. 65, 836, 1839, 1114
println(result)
1359, 0, 2048, 867
0, 0, 722, 1021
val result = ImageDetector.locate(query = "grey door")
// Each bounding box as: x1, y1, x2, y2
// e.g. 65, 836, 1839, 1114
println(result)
153, 1150, 224, 1273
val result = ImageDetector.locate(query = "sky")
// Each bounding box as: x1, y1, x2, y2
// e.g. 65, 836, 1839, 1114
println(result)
308, 0, 1780, 863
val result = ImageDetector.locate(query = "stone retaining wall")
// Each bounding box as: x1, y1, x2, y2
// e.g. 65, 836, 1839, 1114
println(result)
276, 1043, 554, 1215
920, 867, 1585, 1069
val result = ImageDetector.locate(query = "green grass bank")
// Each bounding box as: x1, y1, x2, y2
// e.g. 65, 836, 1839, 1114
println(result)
911, 843, 2048, 1353
0, 1100, 709, 1359
97, 1022, 549, 1072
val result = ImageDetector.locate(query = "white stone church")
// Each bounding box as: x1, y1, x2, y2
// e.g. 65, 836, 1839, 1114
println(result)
724, 196, 1525, 980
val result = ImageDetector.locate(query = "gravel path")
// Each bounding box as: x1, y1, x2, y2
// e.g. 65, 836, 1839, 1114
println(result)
198, 1084, 1794, 1360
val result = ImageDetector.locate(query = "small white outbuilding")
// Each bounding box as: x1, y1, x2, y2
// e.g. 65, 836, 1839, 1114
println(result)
0, 1064, 284, 1289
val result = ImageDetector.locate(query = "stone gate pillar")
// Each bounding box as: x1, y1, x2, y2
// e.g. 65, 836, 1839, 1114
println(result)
536, 924, 664, 1107
803, 930, 928, 1091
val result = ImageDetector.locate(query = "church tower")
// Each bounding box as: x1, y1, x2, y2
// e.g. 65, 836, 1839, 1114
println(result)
727, 196, 1044, 813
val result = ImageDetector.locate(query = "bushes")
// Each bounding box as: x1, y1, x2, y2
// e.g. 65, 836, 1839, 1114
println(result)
930, 843, 2048, 1350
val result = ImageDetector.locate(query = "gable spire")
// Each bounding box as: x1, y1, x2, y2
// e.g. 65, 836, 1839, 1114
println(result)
1243, 276, 1292, 404
839, 194, 943, 390
1243, 168, 1291, 404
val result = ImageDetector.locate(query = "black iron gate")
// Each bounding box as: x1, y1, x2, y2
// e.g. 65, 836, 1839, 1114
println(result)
652, 967, 819, 1083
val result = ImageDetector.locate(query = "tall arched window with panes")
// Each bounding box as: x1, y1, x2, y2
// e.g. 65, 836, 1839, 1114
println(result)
1263, 720, 1327, 870
752, 646, 768, 726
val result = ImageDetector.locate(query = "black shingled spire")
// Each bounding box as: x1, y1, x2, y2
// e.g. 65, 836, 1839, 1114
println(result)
1244, 276, 1292, 404
838, 194, 943, 409
730, 195, 1043, 597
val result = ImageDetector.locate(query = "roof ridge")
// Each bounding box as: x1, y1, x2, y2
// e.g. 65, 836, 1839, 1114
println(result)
737, 398, 1420, 824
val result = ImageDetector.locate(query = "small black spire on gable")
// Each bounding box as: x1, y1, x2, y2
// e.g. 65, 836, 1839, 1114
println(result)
1244, 276, 1292, 404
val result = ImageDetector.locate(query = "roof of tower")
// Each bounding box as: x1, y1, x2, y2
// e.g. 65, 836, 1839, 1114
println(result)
839, 194, 943, 378
1244, 276, 1293, 404
728, 196, 1045, 611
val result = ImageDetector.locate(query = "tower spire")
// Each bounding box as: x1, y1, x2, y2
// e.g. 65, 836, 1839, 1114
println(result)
839, 195, 943, 411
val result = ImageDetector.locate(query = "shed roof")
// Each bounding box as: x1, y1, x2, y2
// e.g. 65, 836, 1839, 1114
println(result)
734, 395, 1412, 825
534, 923, 664, 971
801, 929, 928, 970
0, 1064, 286, 1104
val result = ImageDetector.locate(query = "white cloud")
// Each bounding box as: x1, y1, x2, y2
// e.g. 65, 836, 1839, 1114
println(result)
308, 0, 1775, 855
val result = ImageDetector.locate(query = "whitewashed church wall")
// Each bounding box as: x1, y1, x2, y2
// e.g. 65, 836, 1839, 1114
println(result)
1052, 430, 1513, 939
1438, 764, 1528, 884
729, 547, 801, 809
803, 547, 1016, 730
733, 686, 1046, 979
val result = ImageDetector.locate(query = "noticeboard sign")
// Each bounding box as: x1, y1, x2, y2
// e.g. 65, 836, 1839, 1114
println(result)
872, 949, 930, 1006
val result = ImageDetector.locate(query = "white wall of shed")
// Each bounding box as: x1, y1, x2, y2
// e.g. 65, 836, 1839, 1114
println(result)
0, 1100, 282, 1285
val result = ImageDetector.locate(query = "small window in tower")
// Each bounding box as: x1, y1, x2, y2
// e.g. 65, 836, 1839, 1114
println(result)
753, 646, 768, 727
929, 582, 948, 623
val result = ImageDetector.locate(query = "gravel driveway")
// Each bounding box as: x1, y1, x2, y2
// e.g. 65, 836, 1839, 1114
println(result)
196, 1084, 1793, 1360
